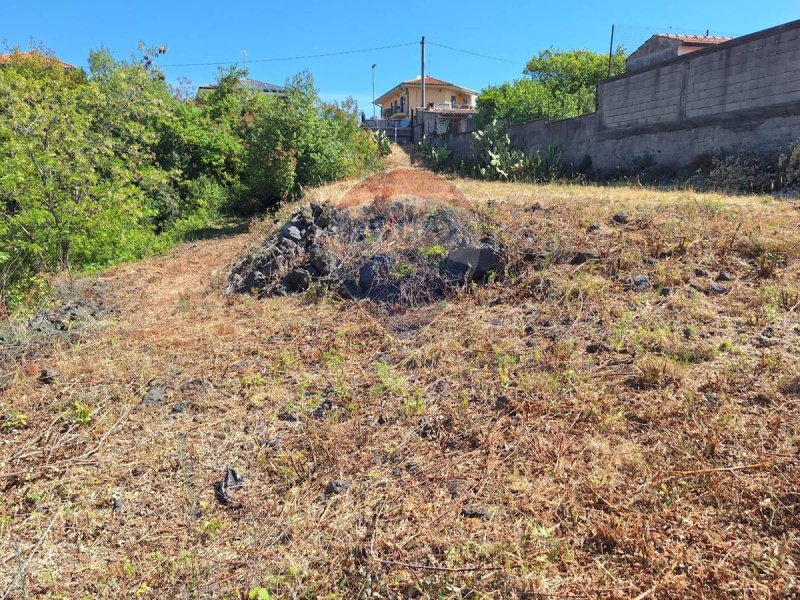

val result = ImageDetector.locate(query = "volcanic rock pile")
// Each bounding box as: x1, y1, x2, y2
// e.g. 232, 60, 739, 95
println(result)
226, 200, 504, 305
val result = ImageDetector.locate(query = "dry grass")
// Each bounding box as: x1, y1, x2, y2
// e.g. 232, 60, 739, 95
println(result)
1, 175, 799, 599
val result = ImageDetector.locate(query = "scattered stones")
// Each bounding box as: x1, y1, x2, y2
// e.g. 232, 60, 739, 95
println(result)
762, 326, 775, 338
611, 212, 629, 225
461, 506, 489, 521
695, 268, 710, 277
215, 466, 245, 506
38, 369, 59, 384
716, 271, 733, 282
112, 497, 124, 512
708, 282, 728, 295
526, 202, 543, 212
141, 381, 166, 406
171, 402, 187, 414
587, 222, 601, 232
324, 480, 350, 496
660, 287, 675, 297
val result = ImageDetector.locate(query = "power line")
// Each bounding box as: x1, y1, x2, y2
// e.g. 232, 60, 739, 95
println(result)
157, 42, 418, 68
427, 42, 525, 66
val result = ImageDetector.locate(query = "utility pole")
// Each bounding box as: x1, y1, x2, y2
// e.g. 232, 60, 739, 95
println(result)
607, 25, 615, 77
421, 36, 426, 111
241, 49, 247, 72
372, 64, 377, 120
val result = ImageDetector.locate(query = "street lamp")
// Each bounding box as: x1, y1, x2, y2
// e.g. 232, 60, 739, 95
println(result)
372, 64, 377, 120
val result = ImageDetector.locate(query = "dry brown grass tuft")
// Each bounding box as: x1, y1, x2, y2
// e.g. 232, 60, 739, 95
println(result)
1, 176, 799, 599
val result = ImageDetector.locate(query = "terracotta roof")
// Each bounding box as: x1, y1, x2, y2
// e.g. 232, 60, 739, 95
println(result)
0, 51, 77, 69
402, 76, 453, 86
655, 34, 734, 44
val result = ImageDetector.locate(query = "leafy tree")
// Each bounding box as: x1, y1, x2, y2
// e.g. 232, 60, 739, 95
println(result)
524, 47, 626, 116
0, 50, 384, 310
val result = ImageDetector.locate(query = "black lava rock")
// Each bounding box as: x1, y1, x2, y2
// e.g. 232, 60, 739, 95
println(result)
324, 480, 350, 496
38, 369, 59, 384
611, 212, 629, 225
444, 246, 504, 282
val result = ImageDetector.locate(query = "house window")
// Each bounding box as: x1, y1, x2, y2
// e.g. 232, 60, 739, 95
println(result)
400, 96, 405, 113
451, 95, 456, 108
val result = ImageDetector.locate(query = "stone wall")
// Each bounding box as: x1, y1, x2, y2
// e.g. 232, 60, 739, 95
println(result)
434, 19, 800, 171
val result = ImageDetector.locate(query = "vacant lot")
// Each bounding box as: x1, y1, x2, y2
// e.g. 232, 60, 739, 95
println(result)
1, 173, 798, 599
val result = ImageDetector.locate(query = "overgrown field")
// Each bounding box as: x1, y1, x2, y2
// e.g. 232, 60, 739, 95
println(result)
1, 176, 798, 599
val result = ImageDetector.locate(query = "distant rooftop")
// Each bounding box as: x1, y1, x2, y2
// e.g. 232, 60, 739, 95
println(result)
653, 34, 734, 44
197, 77, 286, 96
0, 51, 77, 69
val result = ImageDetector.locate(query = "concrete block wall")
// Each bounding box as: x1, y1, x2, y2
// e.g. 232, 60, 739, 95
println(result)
433, 19, 800, 171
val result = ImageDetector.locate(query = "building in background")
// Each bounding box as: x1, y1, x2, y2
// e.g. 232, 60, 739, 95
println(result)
374, 76, 477, 120
196, 77, 286, 98
626, 34, 733, 72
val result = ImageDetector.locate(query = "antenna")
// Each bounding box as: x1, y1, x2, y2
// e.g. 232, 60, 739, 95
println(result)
241, 49, 248, 70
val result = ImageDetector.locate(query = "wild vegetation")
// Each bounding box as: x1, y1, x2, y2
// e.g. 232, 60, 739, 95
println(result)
477, 47, 626, 125
0, 49, 382, 312
1, 172, 797, 598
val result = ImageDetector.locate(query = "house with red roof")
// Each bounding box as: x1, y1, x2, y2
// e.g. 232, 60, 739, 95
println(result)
374, 76, 477, 120
625, 34, 733, 72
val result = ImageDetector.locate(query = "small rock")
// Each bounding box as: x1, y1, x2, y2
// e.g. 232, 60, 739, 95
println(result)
215, 466, 245, 505
660, 287, 674, 297
587, 222, 601, 232
444, 246, 504, 282
309, 246, 338, 276
762, 326, 775, 338
708, 282, 728, 295
324, 480, 350, 496
38, 369, 59, 384
283, 268, 312, 293
695, 268, 710, 277
716, 271, 733, 282
494, 395, 509, 410
284, 225, 303, 242
526, 202, 542, 212
755, 336, 775, 348
171, 402, 186, 414
611, 212, 629, 225
569, 251, 597, 266
312, 400, 333, 419
461, 506, 489, 520
141, 381, 166, 406
131, 467, 144, 477
112, 497, 124, 512
624, 274, 650, 291
277, 411, 300, 422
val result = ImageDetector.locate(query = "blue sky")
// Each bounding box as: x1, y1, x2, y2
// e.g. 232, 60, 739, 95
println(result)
3, 1, 796, 111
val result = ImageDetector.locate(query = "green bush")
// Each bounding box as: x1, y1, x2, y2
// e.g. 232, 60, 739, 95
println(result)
0, 52, 383, 311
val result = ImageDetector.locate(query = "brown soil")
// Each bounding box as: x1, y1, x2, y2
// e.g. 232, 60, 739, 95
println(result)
338, 167, 471, 210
